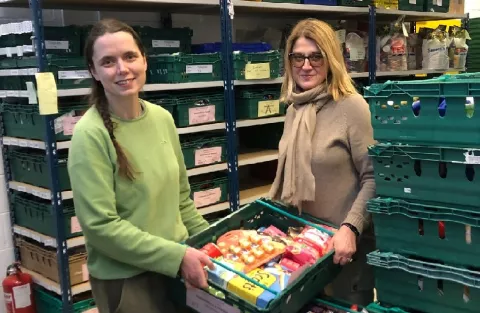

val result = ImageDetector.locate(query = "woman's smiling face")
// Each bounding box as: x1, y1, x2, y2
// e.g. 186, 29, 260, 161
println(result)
290, 36, 329, 91
90, 31, 147, 98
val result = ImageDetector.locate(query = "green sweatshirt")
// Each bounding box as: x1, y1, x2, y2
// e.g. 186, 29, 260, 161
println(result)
68, 100, 209, 280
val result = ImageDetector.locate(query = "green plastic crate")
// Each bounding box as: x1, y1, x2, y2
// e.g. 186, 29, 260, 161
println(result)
189, 173, 228, 208
134, 26, 193, 55
11, 192, 80, 238
368, 197, 480, 268
364, 75, 480, 147
304, 297, 409, 313
233, 51, 281, 80
17, 56, 91, 90
174, 91, 225, 127
236, 87, 285, 120
8, 149, 70, 191
0, 59, 22, 92
240, 123, 284, 150
144, 95, 177, 116
366, 303, 410, 313
147, 53, 222, 83
34, 286, 96, 313
367, 251, 480, 313
337, 0, 369, 6
424, 0, 450, 12
181, 134, 227, 169
43, 26, 82, 56
1, 102, 87, 141
368, 143, 480, 208
170, 198, 341, 313
398, 0, 425, 11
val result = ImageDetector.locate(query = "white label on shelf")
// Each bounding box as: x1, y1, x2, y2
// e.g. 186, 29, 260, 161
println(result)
82, 263, 89, 281
31, 233, 41, 243
437, 0, 442, 5
58, 70, 91, 80
7, 90, 19, 97
188, 105, 216, 125
9, 69, 19, 76
0, 48, 5, 56
22, 21, 33, 34
16, 46, 23, 57
152, 40, 180, 48
28, 68, 38, 76
20, 90, 29, 98
465, 151, 480, 164
45, 40, 69, 50
28, 141, 42, 149
19, 69, 28, 76
193, 187, 221, 208
186, 64, 213, 74
187, 288, 240, 313
23, 45, 34, 53
404, 188, 412, 194
17, 185, 26, 192
44, 238, 55, 247
41, 191, 50, 200
9, 138, 18, 146
0, 91, 6, 98
409, 0, 416, 4
12, 285, 31, 309
31, 190, 40, 197
6, 47, 12, 58
195, 147, 222, 166
19, 140, 28, 147
71, 216, 82, 233
26, 82, 37, 104
2, 138, 10, 145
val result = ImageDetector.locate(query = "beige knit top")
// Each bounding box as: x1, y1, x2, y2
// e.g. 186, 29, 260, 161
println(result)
273, 93, 376, 234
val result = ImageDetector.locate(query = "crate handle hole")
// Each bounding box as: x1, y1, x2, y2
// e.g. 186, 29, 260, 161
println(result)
464, 286, 470, 303
437, 279, 444, 296
412, 98, 421, 117
414, 160, 422, 176
438, 98, 447, 118
418, 219, 424, 236
384, 177, 391, 181
466, 225, 472, 245
418, 276, 424, 291
438, 221, 446, 240
438, 162, 447, 179
465, 97, 474, 118
466, 165, 475, 182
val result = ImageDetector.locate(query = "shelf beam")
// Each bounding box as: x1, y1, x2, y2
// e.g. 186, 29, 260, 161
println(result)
13, 226, 85, 249
20, 267, 91, 296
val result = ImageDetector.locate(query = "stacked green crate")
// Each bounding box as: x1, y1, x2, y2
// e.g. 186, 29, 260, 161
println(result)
467, 18, 480, 73
134, 26, 193, 55
364, 74, 480, 313
173, 89, 225, 127
180, 132, 227, 169
147, 52, 222, 83
11, 192, 81, 239
189, 173, 228, 208
398, 0, 425, 11
1, 99, 88, 141
233, 50, 281, 80
424, 0, 450, 12
337, 0, 369, 7
235, 86, 285, 120
34, 286, 96, 313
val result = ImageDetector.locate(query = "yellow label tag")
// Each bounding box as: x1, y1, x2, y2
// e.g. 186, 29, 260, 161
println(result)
227, 268, 277, 305
258, 100, 280, 117
245, 63, 271, 80
35, 72, 58, 115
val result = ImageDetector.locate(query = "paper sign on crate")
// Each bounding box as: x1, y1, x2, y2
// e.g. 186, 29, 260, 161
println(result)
35, 72, 58, 115
245, 63, 270, 80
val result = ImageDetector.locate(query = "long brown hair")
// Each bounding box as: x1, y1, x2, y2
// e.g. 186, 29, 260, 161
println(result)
281, 18, 358, 102
84, 18, 146, 181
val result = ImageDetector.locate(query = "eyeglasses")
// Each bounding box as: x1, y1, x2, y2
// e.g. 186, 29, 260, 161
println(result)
289, 52, 325, 68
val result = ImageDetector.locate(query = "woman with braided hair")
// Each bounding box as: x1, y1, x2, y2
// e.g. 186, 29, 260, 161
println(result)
67, 18, 212, 313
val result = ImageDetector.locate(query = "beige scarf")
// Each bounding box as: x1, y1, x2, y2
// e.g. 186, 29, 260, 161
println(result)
269, 84, 332, 212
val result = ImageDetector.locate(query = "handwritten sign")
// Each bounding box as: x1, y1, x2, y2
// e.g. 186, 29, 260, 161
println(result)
245, 63, 270, 80
258, 100, 280, 117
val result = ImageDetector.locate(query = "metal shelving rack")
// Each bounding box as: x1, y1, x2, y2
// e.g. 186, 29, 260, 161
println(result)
0, 0, 469, 312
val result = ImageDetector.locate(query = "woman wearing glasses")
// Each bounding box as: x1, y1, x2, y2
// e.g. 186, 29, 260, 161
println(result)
269, 18, 376, 305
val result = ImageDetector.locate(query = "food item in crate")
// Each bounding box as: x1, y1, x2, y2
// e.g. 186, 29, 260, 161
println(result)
295, 226, 331, 254
304, 302, 365, 313
207, 258, 245, 288
284, 241, 321, 266
199, 242, 223, 258
226, 267, 291, 308
258, 225, 287, 238
216, 230, 286, 273
279, 257, 301, 272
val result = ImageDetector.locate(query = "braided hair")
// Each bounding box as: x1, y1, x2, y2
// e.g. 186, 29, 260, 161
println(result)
84, 19, 146, 181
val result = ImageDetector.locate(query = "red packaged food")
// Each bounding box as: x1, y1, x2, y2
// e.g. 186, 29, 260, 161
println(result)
200, 242, 223, 258
284, 241, 320, 266
279, 257, 301, 272
295, 226, 332, 255
261, 225, 287, 238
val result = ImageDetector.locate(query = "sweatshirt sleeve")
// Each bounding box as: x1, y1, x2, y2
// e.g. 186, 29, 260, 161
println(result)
68, 127, 186, 277
342, 95, 377, 235
167, 115, 209, 237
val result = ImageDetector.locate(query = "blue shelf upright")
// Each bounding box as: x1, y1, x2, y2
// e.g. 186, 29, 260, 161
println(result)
220, 0, 240, 212
28, 0, 73, 312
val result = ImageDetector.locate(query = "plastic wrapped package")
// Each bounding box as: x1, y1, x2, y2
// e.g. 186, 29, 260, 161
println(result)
422, 26, 451, 71
344, 31, 367, 73
448, 26, 470, 70
407, 33, 422, 70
